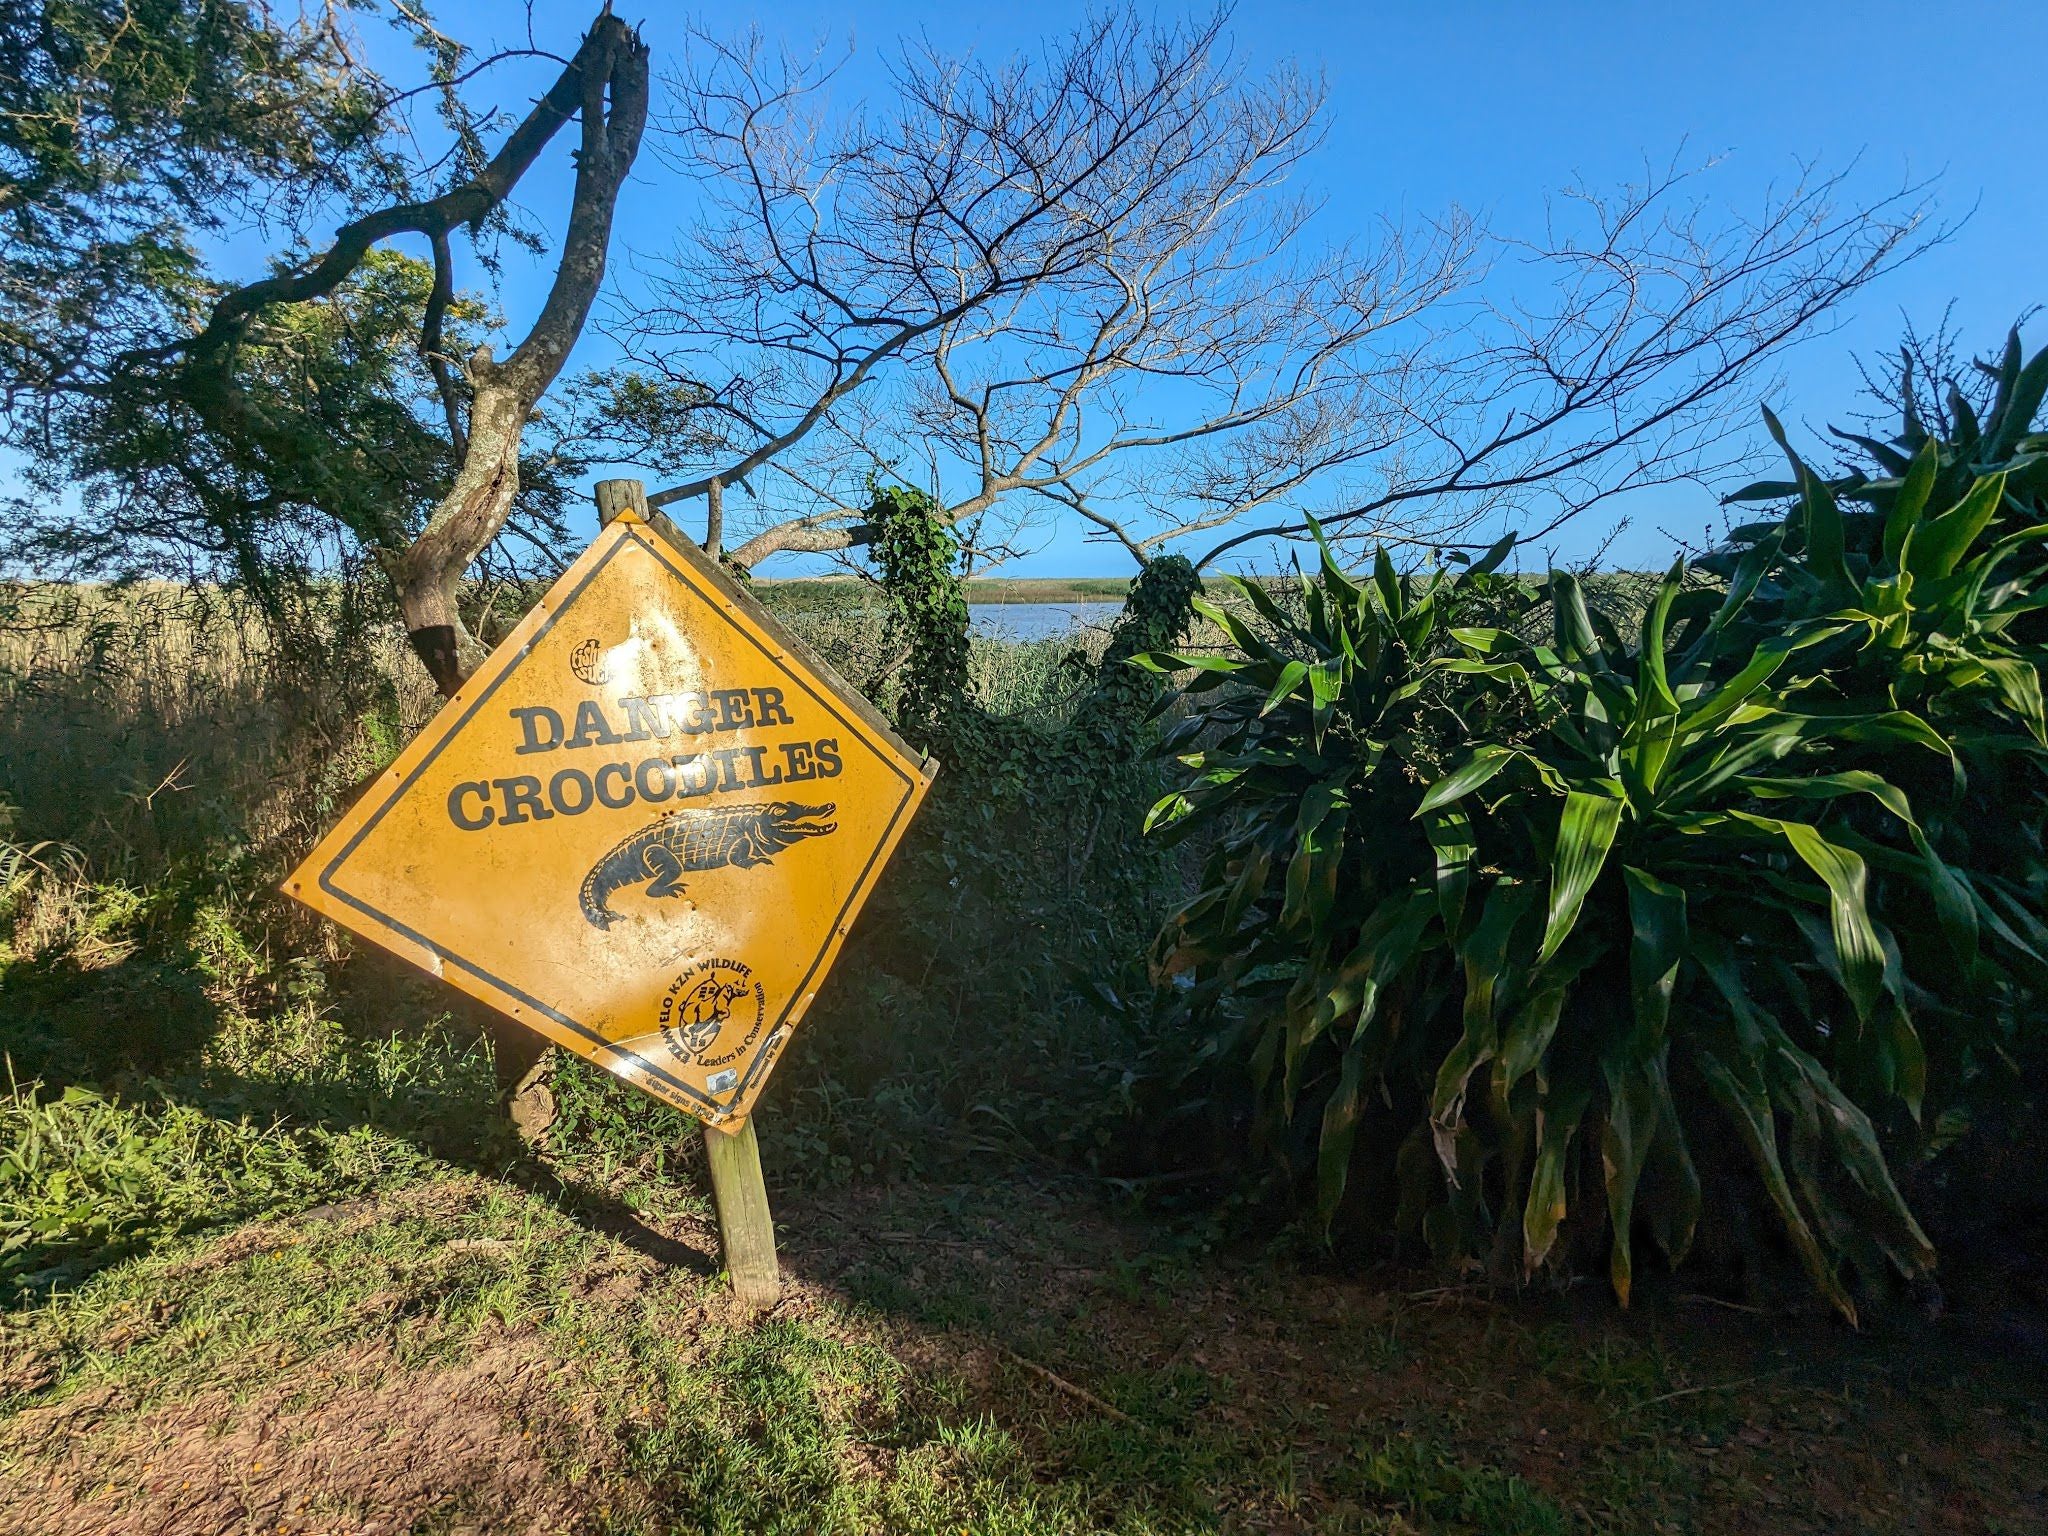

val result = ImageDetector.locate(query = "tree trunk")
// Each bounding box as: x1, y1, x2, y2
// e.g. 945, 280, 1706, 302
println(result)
382, 14, 649, 699
392, 377, 526, 696
382, 13, 649, 1125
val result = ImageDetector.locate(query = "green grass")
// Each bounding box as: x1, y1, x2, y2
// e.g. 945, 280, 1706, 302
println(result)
0, 1079, 442, 1298
2, 580, 2044, 1534
1347, 1439, 1568, 1536
961, 576, 1132, 604
5, 1169, 2042, 1534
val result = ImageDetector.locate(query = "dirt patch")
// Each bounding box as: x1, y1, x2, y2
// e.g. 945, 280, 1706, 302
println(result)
780, 1180, 2048, 1535
7, 1172, 2043, 1535
0, 1339, 596, 1536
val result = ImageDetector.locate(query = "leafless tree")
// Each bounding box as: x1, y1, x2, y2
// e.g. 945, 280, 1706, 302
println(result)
1202, 158, 1941, 567
608, 7, 1934, 574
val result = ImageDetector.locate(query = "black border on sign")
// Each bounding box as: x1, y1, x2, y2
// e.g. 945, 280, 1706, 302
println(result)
314, 523, 919, 1117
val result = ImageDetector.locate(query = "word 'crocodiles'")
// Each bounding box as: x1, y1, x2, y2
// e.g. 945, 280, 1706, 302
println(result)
578, 800, 837, 929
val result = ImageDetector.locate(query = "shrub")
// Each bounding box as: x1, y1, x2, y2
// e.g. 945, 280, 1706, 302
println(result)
763, 499, 1205, 1181
1146, 332, 2048, 1318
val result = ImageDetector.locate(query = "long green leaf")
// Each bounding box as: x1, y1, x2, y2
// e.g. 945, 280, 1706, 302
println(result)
1601, 1053, 1662, 1305
1634, 563, 1685, 718
1640, 1058, 1700, 1268
1464, 531, 1517, 578
1551, 572, 1602, 667
1731, 813, 1885, 1022
1367, 545, 1401, 620
1282, 781, 1346, 931
1415, 745, 1517, 814
1430, 882, 1536, 1176
1880, 438, 1940, 568
1421, 804, 1475, 937
1316, 1039, 1372, 1227
1906, 471, 2007, 580
1259, 660, 1309, 715
1980, 657, 2047, 744
1986, 335, 2048, 460
1763, 404, 1851, 595
1623, 867, 1687, 1057
1538, 791, 1625, 965
1764, 1024, 1935, 1274
1523, 1078, 1592, 1273
1693, 1041, 1856, 1324
1496, 984, 1566, 1097
1229, 571, 1300, 637
1706, 524, 1786, 637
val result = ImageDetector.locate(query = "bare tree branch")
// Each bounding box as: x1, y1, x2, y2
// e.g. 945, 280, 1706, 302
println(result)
1194, 157, 1941, 567
614, 6, 1457, 568
601, 12, 1935, 576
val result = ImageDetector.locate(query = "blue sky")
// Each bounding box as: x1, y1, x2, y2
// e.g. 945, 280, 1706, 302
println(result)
302, 3, 2048, 571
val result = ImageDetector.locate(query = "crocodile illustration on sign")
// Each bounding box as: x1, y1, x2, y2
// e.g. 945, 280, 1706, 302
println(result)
578, 800, 838, 929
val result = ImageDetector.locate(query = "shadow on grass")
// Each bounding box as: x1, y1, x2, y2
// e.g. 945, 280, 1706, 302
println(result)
0, 944, 225, 1093
0, 943, 726, 1299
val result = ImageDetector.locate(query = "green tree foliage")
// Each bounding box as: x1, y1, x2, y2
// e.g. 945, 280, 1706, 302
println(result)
1, 2, 659, 695
38, 249, 522, 588
0, 0, 400, 361
1145, 331, 2048, 1319
1, 1, 427, 591
0, 1, 411, 497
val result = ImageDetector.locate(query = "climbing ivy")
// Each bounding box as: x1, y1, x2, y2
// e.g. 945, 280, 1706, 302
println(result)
1077, 554, 1204, 730
867, 485, 971, 752
865, 482, 1203, 775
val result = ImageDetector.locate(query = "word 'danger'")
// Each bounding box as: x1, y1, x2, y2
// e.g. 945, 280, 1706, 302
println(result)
284, 512, 936, 1126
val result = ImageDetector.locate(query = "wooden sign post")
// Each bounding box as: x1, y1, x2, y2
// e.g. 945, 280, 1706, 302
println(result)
283, 476, 936, 1310
596, 479, 778, 1310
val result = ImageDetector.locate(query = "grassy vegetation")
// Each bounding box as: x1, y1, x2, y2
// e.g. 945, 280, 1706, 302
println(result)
753, 575, 1132, 607
4, 1165, 2041, 1534
1, 578, 2042, 1533
961, 576, 1132, 604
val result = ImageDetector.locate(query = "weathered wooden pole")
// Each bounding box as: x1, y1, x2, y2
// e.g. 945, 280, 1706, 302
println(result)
592, 475, 782, 1311
704, 1117, 781, 1309
593, 477, 650, 523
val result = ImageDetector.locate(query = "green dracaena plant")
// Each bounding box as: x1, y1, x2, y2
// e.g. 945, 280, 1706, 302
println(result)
1138, 528, 1538, 1246
1421, 561, 1981, 1318
1710, 334, 2048, 1092
1149, 489, 2044, 1318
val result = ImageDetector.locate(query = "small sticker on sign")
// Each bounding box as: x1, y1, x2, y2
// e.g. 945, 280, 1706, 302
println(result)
706, 1069, 739, 1095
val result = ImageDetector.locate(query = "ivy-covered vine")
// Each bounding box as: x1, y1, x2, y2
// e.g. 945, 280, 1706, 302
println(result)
867, 484, 971, 752
1077, 554, 1204, 730
864, 483, 1203, 774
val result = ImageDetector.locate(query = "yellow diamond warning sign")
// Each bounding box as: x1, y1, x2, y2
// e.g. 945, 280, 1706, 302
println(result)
284, 511, 935, 1126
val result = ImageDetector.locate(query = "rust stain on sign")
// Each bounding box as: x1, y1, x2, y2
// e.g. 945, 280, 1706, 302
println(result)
284, 511, 936, 1126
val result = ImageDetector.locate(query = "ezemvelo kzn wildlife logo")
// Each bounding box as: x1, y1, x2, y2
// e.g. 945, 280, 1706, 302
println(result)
657, 957, 764, 1074
577, 800, 839, 929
